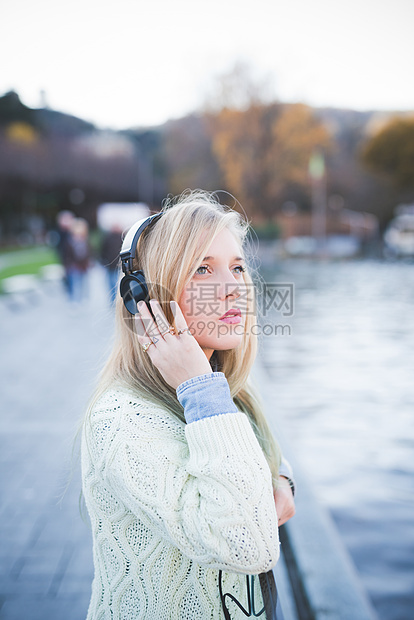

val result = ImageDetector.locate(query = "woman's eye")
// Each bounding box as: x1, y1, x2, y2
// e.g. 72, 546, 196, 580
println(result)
233, 265, 246, 274
195, 265, 246, 276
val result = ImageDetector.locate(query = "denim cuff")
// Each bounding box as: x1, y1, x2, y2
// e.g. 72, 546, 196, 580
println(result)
279, 456, 296, 495
176, 372, 238, 424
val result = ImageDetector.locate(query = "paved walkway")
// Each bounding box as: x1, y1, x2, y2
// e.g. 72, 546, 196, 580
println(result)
0, 266, 115, 620
0, 264, 302, 620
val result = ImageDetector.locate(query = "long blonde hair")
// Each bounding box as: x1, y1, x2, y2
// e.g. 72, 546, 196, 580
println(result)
87, 190, 281, 485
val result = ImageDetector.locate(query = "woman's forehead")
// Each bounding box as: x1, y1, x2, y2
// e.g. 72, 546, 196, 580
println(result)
202, 228, 243, 257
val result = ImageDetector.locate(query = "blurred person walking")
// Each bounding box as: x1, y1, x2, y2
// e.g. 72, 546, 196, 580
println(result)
56, 210, 75, 293
100, 223, 123, 304
66, 217, 91, 303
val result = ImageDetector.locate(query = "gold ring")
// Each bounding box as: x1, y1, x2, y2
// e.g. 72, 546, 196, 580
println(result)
142, 341, 153, 353
177, 328, 191, 335
161, 326, 176, 337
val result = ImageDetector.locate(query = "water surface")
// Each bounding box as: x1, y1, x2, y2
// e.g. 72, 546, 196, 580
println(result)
258, 259, 414, 620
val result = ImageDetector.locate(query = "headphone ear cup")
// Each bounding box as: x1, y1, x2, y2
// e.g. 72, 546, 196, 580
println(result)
119, 271, 148, 315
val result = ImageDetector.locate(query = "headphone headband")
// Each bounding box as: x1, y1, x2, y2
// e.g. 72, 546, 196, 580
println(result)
120, 212, 163, 275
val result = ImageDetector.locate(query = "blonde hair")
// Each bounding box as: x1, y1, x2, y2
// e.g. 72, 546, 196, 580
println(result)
87, 190, 281, 486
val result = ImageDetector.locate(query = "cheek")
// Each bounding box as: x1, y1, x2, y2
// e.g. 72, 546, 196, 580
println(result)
178, 288, 193, 322
179, 287, 219, 326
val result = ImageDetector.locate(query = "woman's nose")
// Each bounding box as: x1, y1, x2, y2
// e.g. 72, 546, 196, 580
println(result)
227, 287, 240, 300
218, 280, 241, 301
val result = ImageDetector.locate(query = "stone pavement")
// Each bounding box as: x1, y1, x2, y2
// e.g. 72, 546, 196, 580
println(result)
0, 265, 298, 620
0, 266, 115, 620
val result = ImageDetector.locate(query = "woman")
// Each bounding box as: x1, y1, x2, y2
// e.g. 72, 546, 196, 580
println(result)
81, 191, 295, 619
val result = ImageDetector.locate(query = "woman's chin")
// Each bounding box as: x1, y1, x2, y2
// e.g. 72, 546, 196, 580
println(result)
199, 334, 244, 352
189, 320, 245, 352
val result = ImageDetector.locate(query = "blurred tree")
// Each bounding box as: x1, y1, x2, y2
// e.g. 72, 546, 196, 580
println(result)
205, 61, 275, 112
6, 122, 39, 144
362, 117, 414, 189
269, 103, 331, 200
203, 62, 331, 221
316, 108, 401, 230
162, 114, 222, 195
208, 101, 331, 221
0, 91, 37, 127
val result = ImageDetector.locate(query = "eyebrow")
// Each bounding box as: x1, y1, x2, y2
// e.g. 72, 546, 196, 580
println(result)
202, 255, 245, 262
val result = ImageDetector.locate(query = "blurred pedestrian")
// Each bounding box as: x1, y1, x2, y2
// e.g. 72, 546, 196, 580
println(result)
66, 218, 91, 303
56, 210, 75, 293
100, 223, 123, 304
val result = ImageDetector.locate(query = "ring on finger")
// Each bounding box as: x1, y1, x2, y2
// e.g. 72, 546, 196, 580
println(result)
142, 341, 153, 353
160, 326, 175, 337
177, 328, 191, 336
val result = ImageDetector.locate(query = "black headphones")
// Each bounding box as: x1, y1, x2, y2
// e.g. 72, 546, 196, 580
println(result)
119, 212, 164, 315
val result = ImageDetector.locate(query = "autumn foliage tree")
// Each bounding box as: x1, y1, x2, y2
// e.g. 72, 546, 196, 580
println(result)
207, 101, 331, 221
362, 116, 414, 190
267, 103, 331, 205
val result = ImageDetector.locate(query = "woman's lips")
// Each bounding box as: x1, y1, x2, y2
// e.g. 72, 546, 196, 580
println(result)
219, 315, 242, 324
219, 309, 242, 324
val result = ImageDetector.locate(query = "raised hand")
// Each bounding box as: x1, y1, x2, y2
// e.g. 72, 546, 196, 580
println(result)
135, 299, 213, 389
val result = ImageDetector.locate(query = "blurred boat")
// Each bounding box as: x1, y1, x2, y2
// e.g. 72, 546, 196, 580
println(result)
384, 205, 414, 258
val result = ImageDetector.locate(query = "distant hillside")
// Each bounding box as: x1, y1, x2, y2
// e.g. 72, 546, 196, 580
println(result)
0, 91, 95, 136
35, 107, 95, 136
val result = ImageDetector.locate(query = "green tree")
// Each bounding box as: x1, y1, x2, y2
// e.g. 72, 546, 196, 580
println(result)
362, 116, 414, 189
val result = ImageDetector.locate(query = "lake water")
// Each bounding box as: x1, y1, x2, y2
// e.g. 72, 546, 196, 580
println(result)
258, 258, 414, 620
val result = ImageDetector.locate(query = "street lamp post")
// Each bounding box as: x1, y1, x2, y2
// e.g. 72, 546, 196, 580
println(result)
309, 150, 327, 256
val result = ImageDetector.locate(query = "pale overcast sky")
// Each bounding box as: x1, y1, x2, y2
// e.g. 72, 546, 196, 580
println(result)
1, 0, 413, 129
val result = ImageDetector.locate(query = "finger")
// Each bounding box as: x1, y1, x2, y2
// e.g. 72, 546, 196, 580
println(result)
148, 299, 175, 337
278, 507, 295, 526
134, 314, 147, 338
135, 333, 159, 360
134, 315, 157, 347
136, 300, 164, 343
134, 314, 156, 354
169, 301, 192, 336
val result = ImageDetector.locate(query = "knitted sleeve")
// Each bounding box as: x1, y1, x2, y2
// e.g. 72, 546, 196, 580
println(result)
98, 391, 280, 575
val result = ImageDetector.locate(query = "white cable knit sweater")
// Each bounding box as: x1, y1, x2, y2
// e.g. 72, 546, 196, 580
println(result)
81, 386, 280, 619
